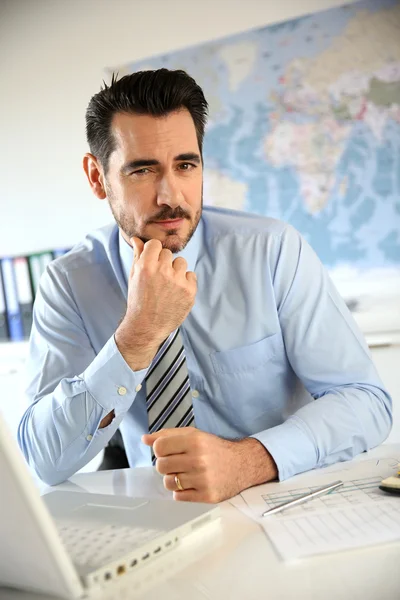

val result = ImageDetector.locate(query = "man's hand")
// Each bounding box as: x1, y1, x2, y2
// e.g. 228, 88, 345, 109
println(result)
142, 427, 278, 503
115, 237, 197, 371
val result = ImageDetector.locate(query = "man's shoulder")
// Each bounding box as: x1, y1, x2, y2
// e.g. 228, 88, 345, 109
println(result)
51, 223, 118, 274
201, 206, 289, 239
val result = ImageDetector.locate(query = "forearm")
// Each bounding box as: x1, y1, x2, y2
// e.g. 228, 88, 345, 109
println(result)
18, 385, 121, 485
254, 383, 392, 481
20, 335, 148, 484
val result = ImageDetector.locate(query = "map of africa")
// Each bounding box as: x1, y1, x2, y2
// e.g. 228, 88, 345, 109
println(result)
115, 0, 400, 269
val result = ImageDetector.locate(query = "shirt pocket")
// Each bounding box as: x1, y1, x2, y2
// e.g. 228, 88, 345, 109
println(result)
210, 334, 286, 432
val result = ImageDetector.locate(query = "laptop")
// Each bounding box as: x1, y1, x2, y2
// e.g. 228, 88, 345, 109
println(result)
0, 412, 220, 599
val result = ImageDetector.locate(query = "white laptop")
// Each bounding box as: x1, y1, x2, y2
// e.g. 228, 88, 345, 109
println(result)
0, 412, 220, 599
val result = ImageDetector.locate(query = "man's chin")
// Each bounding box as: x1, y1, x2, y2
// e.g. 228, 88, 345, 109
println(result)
161, 233, 186, 254
137, 213, 200, 254
147, 223, 191, 253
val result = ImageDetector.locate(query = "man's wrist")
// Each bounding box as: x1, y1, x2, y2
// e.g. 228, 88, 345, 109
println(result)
236, 437, 278, 490
114, 324, 160, 371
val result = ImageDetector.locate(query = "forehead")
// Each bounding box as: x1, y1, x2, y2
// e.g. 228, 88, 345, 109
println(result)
110, 109, 199, 159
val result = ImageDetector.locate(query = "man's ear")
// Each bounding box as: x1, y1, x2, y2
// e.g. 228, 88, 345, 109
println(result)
83, 153, 107, 200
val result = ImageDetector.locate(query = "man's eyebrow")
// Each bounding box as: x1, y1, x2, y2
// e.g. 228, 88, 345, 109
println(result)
121, 159, 160, 174
121, 153, 201, 174
174, 153, 201, 164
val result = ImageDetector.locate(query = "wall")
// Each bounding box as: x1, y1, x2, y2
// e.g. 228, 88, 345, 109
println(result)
0, 0, 359, 256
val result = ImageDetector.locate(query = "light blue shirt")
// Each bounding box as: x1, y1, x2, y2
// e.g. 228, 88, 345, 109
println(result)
18, 207, 392, 486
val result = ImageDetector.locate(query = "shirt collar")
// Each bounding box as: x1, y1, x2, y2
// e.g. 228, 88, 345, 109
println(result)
119, 218, 203, 287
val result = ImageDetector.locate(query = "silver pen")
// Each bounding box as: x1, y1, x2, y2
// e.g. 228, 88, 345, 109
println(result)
262, 479, 344, 517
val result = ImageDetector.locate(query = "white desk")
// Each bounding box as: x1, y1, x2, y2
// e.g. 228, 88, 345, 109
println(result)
2, 445, 400, 600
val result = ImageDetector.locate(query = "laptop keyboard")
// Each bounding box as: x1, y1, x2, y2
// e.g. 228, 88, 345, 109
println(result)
57, 520, 161, 569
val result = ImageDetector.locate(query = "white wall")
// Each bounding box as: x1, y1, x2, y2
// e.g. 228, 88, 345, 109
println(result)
0, 0, 359, 256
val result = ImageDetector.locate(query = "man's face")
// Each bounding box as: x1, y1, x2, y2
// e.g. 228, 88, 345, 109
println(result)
104, 109, 203, 253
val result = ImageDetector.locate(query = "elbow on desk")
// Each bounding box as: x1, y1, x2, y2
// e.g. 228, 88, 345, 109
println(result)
366, 382, 393, 447
17, 413, 72, 487
33, 464, 71, 487
379, 399, 393, 445
18, 444, 71, 487
17, 446, 71, 487
21, 441, 76, 486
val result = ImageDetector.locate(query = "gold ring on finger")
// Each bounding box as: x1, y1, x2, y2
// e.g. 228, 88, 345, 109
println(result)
174, 474, 184, 491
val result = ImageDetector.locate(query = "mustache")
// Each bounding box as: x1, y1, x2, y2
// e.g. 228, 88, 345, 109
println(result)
147, 206, 190, 223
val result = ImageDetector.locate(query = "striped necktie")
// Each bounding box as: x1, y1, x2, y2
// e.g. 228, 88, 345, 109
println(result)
145, 329, 195, 461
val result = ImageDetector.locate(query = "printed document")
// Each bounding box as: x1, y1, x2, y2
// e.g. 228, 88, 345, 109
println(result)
240, 450, 400, 561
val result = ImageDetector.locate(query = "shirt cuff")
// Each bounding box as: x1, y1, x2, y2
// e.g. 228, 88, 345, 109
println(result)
82, 334, 148, 417
251, 416, 319, 481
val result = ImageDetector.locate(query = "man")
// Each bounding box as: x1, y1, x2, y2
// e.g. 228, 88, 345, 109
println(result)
19, 69, 391, 503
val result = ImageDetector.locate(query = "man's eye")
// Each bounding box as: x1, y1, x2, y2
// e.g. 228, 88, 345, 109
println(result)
179, 163, 195, 171
133, 168, 149, 175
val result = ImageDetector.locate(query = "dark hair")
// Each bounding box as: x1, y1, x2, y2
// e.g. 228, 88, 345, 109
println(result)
85, 68, 209, 173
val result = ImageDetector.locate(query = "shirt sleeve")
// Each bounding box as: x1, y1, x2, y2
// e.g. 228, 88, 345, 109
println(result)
18, 262, 148, 485
252, 225, 392, 481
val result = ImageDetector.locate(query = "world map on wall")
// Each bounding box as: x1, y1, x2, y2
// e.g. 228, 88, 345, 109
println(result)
115, 0, 400, 269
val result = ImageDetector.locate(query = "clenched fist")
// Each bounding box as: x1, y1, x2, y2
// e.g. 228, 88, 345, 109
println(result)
142, 427, 278, 503
115, 237, 197, 371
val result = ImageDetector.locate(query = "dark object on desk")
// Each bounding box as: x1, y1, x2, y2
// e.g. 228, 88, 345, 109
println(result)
97, 429, 129, 470
379, 475, 400, 495
379, 485, 400, 495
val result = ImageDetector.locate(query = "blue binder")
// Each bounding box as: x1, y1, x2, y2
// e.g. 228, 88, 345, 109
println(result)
0, 258, 24, 342
13, 257, 33, 339
0, 268, 9, 341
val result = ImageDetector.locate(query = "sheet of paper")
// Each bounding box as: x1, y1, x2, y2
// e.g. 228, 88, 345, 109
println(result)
240, 455, 400, 561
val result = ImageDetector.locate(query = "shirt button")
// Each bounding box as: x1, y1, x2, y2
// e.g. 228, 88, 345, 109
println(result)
192, 390, 199, 398
86, 434, 93, 441
135, 384, 142, 392
117, 386, 127, 396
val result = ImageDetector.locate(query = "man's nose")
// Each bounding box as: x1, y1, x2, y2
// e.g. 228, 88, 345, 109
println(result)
156, 173, 183, 208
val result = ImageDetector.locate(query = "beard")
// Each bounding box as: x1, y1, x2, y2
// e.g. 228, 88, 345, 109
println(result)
106, 185, 203, 254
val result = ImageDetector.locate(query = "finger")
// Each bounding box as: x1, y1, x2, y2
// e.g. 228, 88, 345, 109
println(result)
166, 476, 220, 503
186, 271, 197, 290
173, 490, 197, 502
156, 453, 194, 476
158, 248, 174, 266
142, 426, 194, 446
140, 238, 163, 262
153, 432, 191, 458
129, 237, 145, 274
142, 428, 184, 446
130, 236, 145, 254
163, 473, 195, 492
172, 256, 188, 274
173, 489, 216, 503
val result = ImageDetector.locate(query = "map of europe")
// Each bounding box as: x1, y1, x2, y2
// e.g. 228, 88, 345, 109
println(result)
116, 0, 400, 269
